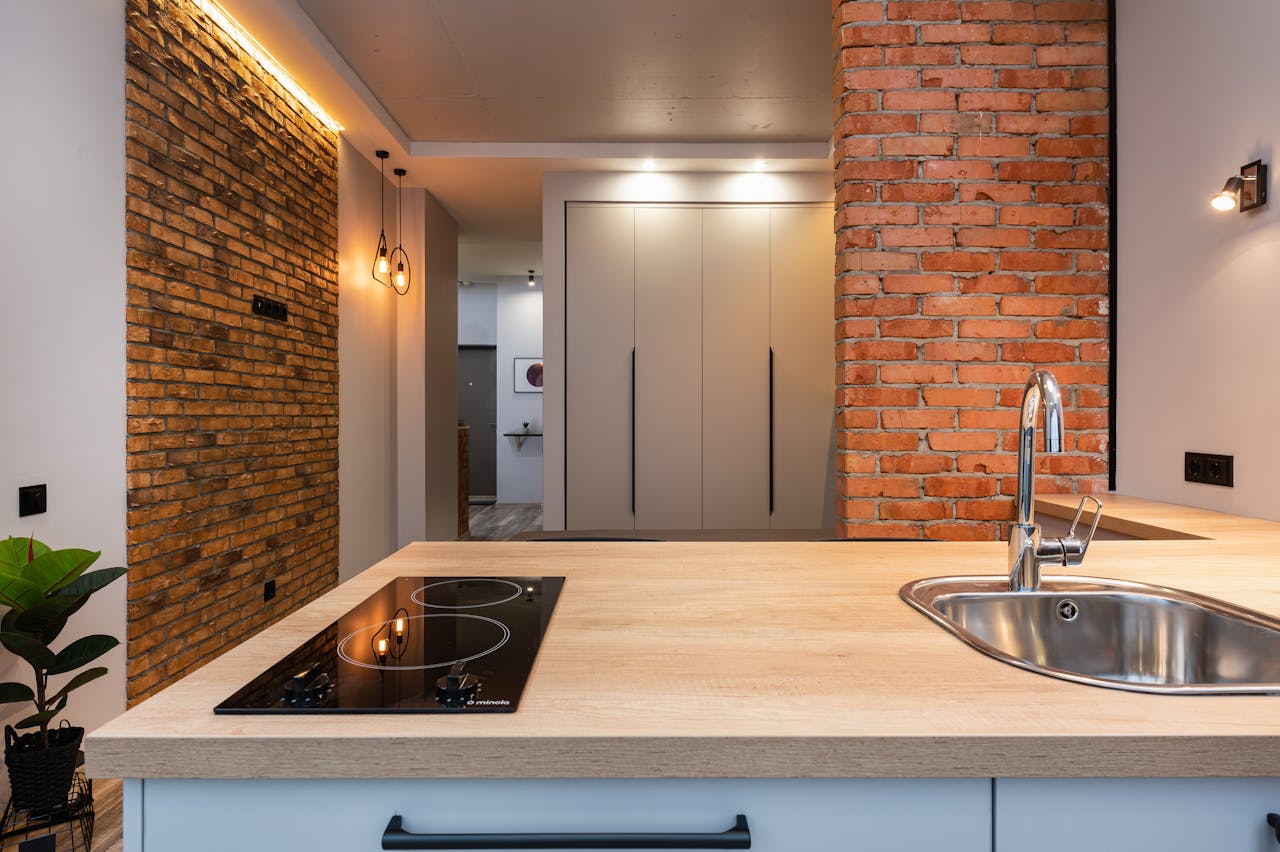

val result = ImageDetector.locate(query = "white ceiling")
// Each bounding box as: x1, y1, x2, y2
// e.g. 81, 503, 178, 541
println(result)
241, 0, 833, 278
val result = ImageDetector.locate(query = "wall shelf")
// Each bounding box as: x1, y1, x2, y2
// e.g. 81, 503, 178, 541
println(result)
503, 432, 543, 451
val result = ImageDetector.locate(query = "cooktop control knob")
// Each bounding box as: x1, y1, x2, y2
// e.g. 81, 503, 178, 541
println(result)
283, 665, 332, 708
435, 662, 480, 707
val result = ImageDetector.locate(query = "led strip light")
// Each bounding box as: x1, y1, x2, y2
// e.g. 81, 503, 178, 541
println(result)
195, 0, 343, 132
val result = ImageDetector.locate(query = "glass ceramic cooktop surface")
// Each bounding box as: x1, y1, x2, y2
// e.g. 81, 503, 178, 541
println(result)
215, 576, 564, 714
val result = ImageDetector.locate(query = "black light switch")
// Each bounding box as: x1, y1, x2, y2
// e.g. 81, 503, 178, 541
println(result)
252, 294, 288, 322
18, 484, 46, 517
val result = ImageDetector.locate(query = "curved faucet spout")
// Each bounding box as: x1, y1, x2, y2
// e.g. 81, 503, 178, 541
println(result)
1008, 369, 1067, 592
1014, 369, 1064, 528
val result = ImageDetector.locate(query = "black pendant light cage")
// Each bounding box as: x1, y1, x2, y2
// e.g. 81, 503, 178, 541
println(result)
371, 150, 391, 284
390, 167, 412, 295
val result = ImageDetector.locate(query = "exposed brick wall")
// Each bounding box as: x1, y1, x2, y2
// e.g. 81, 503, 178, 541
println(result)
832, 0, 1110, 540
124, 0, 339, 701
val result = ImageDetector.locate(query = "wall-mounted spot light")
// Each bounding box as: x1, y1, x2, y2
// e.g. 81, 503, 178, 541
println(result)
1211, 159, 1267, 212
372, 150, 390, 284
527, 269, 536, 288
389, 167, 411, 295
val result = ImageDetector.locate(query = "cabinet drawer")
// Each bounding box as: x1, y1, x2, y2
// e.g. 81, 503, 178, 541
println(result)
996, 778, 1280, 852
138, 778, 990, 852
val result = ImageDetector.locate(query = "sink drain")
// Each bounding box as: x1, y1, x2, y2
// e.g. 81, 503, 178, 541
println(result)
1056, 599, 1080, 622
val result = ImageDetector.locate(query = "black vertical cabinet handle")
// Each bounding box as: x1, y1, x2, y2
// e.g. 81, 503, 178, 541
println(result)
631, 347, 637, 516
1267, 812, 1280, 844
382, 813, 751, 850
768, 347, 774, 516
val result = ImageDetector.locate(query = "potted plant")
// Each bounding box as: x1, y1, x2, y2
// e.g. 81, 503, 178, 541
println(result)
0, 536, 125, 811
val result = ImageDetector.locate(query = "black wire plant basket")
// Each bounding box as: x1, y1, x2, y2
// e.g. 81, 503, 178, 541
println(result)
4, 723, 84, 812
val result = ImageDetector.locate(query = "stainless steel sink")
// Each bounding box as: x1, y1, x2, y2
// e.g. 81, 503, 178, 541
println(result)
900, 576, 1280, 694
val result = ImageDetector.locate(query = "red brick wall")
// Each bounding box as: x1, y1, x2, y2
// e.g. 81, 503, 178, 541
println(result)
832, 0, 1110, 540
124, 0, 339, 701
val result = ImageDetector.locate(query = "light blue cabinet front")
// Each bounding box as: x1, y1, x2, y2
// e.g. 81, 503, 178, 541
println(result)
995, 778, 1280, 852
136, 777, 992, 852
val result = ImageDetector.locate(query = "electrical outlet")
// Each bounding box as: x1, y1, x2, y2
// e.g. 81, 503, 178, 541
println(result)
1185, 451, 1234, 487
251, 294, 288, 322
263, 579, 277, 602
18, 484, 47, 517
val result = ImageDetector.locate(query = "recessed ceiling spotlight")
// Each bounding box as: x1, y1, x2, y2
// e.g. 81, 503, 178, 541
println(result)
642, 158, 656, 171
752, 159, 767, 171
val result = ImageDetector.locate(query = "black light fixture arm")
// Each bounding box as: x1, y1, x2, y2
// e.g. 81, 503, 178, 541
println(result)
372, 150, 391, 283
389, 167, 412, 296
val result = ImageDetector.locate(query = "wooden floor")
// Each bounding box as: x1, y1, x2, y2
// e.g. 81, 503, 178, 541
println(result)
467, 503, 544, 541
90, 778, 121, 852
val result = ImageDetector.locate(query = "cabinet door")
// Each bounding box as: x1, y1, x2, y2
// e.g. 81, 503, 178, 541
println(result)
996, 778, 1280, 852
702, 207, 771, 529
566, 204, 635, 530
769, 205, 836, 530
139, 777, 991, 852
635, 207, 703, 530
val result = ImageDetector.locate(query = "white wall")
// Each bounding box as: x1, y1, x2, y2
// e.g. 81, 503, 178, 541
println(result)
497, 280, 544, 503
337, 140, 398, 581
541, 171, 833, 528
1116, 0, 1280, 518
418, 193, 460, 541
0, 0, 127, 733
395, 191, 429, 544
458, 282, 498, 346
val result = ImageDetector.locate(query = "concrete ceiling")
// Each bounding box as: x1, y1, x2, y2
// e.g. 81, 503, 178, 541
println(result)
284, 0, 833, 279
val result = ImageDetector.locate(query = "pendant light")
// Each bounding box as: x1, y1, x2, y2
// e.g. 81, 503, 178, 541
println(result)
371, 150, 390, 284
389, 168, 411, 295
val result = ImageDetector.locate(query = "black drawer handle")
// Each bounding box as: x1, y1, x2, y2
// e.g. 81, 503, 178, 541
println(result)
382, 813, 751, 850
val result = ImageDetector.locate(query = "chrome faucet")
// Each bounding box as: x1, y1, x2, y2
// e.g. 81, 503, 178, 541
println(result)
1007, 369, 1102, 592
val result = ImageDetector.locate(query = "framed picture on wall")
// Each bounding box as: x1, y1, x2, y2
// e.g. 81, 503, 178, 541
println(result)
514, 357, 544, 393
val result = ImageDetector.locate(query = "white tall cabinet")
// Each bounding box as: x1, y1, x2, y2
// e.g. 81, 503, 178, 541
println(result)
565, 203, 833, 531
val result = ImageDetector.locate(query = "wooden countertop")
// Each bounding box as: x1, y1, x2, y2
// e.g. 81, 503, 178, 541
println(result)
86, 496, 1280, 780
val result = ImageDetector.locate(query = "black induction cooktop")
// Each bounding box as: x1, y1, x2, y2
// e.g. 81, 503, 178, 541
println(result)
215, 576, 564, 714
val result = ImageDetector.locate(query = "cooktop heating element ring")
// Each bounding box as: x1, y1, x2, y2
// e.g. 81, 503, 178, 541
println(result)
411, 577, 525, 609
335, 613, 511, 672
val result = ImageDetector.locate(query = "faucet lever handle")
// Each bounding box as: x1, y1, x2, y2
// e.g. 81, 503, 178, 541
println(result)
1067, 495, 1103, 556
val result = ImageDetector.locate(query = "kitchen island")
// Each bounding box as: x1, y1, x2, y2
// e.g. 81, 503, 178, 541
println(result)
87, 495, 1280, 850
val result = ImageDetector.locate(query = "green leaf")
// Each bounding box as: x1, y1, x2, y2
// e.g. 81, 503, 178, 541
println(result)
0, 682, 34, 704
47, 635, 118, 675
0, 633, 55, 670
5, 603, 71, 645
14, 712, 50, 729
0, 574, 47, 612
15, 695, 66, 730
21, 548, 99, 596
55, 566, 126, 600
48, 667, 106, 704
0, 537, 50, 573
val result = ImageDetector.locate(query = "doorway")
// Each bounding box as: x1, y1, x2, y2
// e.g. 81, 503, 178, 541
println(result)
458, 345, 497, 503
